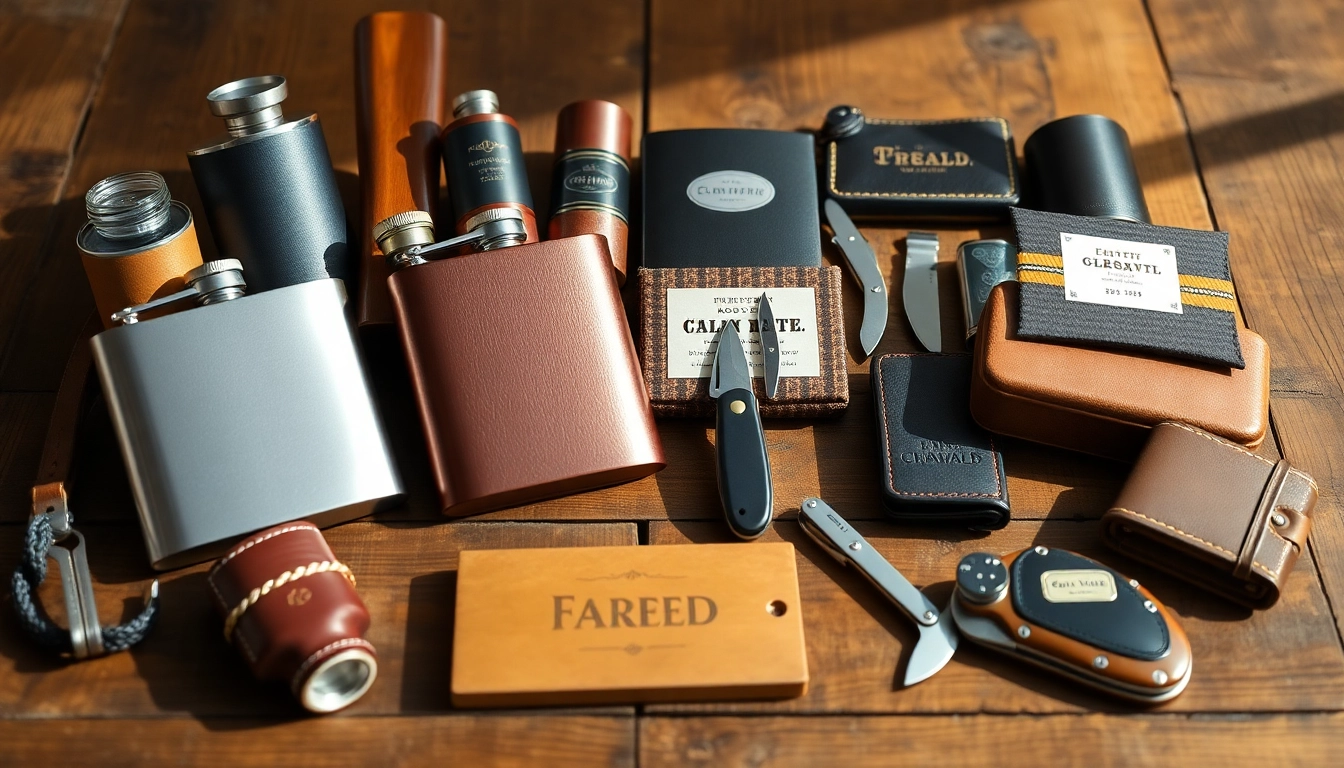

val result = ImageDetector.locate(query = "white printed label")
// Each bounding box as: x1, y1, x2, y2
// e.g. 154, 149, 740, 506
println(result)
666, 288, 820, 379
1061, 232, 1182, 314
1040, 569, 1118, 604
685, 171, 776, 212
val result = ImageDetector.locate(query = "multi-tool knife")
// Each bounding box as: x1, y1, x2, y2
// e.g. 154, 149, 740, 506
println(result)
822, 199, 888, 358
799, 497, 958, 685
951, 546, 1192, 703
709, 321, 773, 539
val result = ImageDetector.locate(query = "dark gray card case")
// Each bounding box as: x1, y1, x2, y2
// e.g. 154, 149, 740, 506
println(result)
873, 353, 1010, 529
641, 129, 822, 269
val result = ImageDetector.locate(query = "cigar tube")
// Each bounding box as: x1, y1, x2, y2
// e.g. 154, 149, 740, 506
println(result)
187, 76, 352, 293
77, 171, 205, 327
1023, 114, 1151, 224
354, 11, 450, 327
208, 522, 376, 714
441, 90, 539, 243
549, 100, 633, 284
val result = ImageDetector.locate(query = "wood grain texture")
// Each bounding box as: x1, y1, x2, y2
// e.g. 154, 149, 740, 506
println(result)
0, 715, 635, 768
1145, 0, 1344, 643
640, 714, 1344, 767
0, 521, 637, 717
0, 0, 126, 363
646, 520, 1344, 713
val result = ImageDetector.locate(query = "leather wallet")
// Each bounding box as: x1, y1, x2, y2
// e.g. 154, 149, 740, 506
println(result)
970, 282, 1269, 461
1102, 422, 1317, 609
641, 129, 822, 269
873, 353, 1010, 529
821, 112, 1019, 220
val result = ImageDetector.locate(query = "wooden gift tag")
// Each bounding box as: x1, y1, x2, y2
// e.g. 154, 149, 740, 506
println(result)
452, 543, 808, 707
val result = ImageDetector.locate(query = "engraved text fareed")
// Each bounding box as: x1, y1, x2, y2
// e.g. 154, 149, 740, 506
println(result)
552, 596, 718, 629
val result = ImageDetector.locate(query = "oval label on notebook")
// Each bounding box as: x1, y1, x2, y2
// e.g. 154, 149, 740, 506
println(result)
1040, 569, 1118, 603
686, 170, 775, 212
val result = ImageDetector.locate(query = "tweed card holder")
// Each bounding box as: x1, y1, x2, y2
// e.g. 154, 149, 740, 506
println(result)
638, 266, 848, 418
1011, 208, 1244, 368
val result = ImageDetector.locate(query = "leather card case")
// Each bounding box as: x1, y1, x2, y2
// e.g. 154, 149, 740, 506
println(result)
452, 543, 808, 707
641, 129, 822, 269
970, 282, 1269, 461
1101, 422, 1317, 609
873, 353, 1010, 529
823, 116, 1019, 220
1012, 207, 1244, 368
637, 266, 849, 418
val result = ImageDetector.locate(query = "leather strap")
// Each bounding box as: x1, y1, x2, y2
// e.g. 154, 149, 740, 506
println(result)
1235, 459, 1292, 581
31, 314, 102, 516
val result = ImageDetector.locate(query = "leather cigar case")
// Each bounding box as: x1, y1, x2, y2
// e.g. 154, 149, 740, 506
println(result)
969, 282, 1269, 461
1102, 422, 1317, 609
873, 353, 1009, 529
354, 11, 450, 328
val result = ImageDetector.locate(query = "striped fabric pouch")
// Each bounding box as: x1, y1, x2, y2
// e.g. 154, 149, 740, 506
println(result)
1010, 207, 1244, 368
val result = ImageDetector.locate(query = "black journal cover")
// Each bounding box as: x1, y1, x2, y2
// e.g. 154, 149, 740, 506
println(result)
642, 129, 822, 268
873, 353, 1010, 529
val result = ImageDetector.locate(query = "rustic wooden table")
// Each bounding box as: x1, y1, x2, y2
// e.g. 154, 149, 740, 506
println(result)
2, 0, 1342, 764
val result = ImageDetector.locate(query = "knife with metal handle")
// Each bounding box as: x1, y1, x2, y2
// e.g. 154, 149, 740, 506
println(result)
709, 322, 773, 539
799, 497, 958, 685
823, 199, 888, 358
903, 231, 942, 352
758, 292, 780, 399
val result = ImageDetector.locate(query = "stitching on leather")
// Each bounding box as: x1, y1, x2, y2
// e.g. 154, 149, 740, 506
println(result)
1109, 507, 1276, 579
827, 117, 1018, 199
877, 354, 1003, 499
209, 524, 316, 575
1160, 422, 1317, 493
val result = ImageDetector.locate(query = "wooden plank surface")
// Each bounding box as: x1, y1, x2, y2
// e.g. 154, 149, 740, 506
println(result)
0, 715, 636, 768
1145, 0, 1344, 644
1, 0, 1343, 763
640, 714, 1344, 767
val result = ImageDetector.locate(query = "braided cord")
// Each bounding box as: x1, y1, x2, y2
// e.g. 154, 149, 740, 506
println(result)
223, 561, 355, 641
9, 514, 158, 656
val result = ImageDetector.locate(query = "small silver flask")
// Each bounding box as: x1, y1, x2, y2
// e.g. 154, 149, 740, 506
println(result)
90, 259, 403, 570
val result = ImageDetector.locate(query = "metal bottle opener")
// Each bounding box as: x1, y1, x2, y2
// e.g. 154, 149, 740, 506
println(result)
799, 498, 957, 685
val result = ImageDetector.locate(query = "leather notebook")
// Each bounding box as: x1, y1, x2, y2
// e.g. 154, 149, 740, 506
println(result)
1102, 422, 1317, 609
452, 543, 808, 707
822, 114, 1019, 220
641, 129, 822, 268
970, 282, 1269, 461
873, 353, 1010, 529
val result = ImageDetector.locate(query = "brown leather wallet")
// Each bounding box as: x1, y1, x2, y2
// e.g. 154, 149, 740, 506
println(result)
969, 282, 1269, 460
1101, 422, 1317, 609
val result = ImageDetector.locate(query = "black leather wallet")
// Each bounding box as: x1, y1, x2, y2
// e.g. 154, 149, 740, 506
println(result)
873, 353, 1010, 529
641, 129, 822, 268
821, 109, 1019, 221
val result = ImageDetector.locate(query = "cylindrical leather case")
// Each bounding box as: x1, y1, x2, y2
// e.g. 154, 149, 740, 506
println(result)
388, 234, 664, 516
188, 77, 352, 293
354, 11, 450, 328
208, 522, 376, 714
78, 172, 205, 327
1023, 114, 1151, 224
549, 100, 633, 284
441, 92, 540, 243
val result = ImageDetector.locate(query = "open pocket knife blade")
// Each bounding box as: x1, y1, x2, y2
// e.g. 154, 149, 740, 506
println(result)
799, 497, 958, 685
823, 199, 888, 358
758, 292, 780, 399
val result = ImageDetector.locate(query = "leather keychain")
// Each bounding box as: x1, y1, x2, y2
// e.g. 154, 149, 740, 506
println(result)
9, 313, 159, 659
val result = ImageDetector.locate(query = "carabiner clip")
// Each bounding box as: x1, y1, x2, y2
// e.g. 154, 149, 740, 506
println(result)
13, 482, 159, 659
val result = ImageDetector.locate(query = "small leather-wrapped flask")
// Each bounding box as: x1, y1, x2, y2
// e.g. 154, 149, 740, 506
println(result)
208, 522, 376, 714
